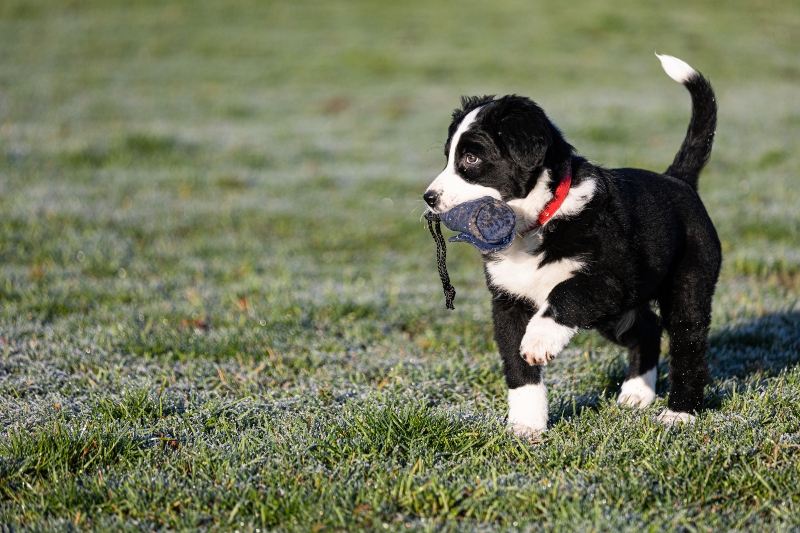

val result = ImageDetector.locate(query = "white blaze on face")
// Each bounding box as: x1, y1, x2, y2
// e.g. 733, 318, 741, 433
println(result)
424, 106, 501, 212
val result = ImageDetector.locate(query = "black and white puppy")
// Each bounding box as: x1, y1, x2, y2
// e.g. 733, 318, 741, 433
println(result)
423, 55, 721, 437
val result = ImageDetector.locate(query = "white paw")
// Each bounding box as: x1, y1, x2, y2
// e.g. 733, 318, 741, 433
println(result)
617, 367, 657, 409
509, 423, 544, 440
508, 383, 548, 438
657, 409, 697, 426
519, 314, 576, 366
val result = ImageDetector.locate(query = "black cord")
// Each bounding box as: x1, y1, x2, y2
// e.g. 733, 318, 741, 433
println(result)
425, 213, 456, 310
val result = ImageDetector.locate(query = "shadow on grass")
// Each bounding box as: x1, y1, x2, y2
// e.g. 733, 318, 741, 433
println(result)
549, 354, 628, 426
708, 311, 800, 379
551, 311, 800, 424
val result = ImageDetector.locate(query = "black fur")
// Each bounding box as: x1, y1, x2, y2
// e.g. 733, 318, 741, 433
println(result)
430, 66, 721, 416
665, 73, 717, 189
491, 295, 542, 390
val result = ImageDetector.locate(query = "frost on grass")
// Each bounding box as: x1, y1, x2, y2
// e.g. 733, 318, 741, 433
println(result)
2, 1, 800, 529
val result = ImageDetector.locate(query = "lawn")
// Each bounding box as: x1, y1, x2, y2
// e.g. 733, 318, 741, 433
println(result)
1, 0, 799, 530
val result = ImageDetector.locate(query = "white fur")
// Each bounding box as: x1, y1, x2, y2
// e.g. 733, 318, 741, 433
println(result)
425, 107, 500, 212
615, 309, 636, 339
555, 178, 597, 219
486, 244, 584, 310
656, 54, 696, 84
657, 409, 697, 425
507, 170, 555, 230
519, 304, 577, 365
506, 171, 597, 231
618, 366, 657, 408
508, 382, 548, 437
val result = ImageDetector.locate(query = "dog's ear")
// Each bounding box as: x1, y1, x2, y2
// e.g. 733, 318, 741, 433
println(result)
484, 96, 571, 171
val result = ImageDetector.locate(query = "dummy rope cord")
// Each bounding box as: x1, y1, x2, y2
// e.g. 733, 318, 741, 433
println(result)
425, 213, 456, 310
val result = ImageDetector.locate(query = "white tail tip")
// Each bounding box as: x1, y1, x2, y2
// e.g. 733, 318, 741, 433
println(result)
656, 53, 696, 84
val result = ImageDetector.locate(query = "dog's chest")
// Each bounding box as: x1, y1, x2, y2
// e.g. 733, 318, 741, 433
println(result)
485, 236, 583, 308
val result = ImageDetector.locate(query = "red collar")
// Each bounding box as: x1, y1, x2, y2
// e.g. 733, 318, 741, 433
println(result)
521, 165, 572, 234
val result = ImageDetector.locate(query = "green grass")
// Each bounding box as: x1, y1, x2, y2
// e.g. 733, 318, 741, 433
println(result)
1, 0, 800, 530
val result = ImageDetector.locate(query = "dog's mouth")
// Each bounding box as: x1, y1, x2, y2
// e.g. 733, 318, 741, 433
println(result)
423, 197, 518, 310
422, 207, 438, 220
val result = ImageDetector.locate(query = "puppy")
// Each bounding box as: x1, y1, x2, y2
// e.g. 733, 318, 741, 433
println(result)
423, 55, 721, 437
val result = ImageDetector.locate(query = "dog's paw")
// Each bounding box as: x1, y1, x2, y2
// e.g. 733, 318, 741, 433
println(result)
618, 389, 656, 409
657, 409, 696, 426
617, 368, 657, 409
509, 423, 544, 441
519, 315, 576, 365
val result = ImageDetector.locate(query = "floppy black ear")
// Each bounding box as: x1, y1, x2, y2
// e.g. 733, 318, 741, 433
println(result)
483, 95, 572, 171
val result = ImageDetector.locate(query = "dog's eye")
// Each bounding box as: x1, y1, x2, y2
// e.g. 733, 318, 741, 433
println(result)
464, 153, 481, 165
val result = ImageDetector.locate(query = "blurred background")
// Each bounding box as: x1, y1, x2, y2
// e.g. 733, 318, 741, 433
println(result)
2, 0, 798, 286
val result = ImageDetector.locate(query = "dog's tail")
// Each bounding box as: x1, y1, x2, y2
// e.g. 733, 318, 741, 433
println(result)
657, 54, 717, 191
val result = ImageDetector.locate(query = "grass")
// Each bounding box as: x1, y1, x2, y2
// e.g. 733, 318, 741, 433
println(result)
1, 0, 799, 530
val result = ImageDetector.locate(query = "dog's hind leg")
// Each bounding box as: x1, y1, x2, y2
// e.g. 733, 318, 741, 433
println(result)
491, 295, 547, 438
657, 267, 718, 424
597, 306, 662, 409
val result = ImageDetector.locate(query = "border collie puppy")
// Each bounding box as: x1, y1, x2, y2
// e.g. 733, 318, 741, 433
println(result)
423, 55, 721, 437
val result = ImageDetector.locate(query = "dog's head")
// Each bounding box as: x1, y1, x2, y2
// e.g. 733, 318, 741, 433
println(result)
423, 95, 573, 213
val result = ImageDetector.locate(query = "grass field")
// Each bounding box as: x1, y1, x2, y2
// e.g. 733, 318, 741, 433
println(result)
1, 0, 800, 530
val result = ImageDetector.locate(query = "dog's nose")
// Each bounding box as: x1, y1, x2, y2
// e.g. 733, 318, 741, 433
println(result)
423, 190, 439, 208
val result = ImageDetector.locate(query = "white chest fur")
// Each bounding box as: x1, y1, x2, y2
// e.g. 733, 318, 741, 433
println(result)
486, 172, 594, 308
485, 235, 583, 309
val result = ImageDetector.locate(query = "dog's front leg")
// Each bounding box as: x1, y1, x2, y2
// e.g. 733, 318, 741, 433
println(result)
491, 295, 548, 437
519, 304, 578, 365
521, 272, 627, 365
